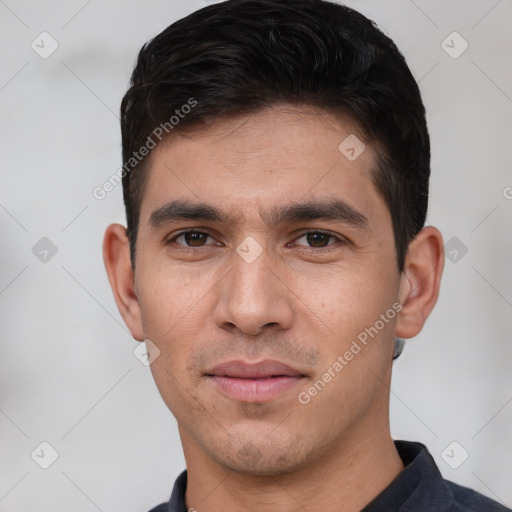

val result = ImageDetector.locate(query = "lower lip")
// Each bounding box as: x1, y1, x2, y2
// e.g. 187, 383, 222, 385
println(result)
209, 375, 303, 403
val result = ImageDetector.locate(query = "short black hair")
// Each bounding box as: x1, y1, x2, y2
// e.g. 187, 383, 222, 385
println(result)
120, 0, 430, 271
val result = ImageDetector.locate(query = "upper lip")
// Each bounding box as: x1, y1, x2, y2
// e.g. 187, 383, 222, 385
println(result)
206, 360, 304, 379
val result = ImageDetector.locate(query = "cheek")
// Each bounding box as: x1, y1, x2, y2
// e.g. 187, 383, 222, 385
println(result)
297, 263, 395, 328
296, 263, 399, 378
149, 356, 203, 424
137, 263, 209, 337
136, 278, 207, 402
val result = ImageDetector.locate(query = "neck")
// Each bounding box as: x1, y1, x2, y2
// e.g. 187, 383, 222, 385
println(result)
181, 423, 404, 512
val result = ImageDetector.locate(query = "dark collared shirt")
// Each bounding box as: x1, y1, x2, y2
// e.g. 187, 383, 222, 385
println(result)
148, 440, 510, 511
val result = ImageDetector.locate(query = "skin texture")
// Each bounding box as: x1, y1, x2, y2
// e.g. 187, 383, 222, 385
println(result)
103, 105, 444, 512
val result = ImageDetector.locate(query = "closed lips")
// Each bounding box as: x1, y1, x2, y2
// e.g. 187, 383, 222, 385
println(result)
206, 360, 305, 379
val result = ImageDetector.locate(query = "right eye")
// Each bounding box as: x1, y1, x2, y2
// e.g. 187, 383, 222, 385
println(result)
167, 231, 220, 248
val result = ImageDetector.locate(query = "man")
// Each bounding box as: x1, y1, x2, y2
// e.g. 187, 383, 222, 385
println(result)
103, 0, 510, 510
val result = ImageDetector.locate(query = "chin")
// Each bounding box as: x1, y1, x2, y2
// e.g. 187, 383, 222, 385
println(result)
205, 431, 311, 476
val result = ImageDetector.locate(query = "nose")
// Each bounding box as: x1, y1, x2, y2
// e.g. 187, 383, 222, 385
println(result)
214, 244, 294, 336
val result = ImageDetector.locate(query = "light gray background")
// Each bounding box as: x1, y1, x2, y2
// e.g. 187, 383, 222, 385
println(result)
1, 0, 511, 510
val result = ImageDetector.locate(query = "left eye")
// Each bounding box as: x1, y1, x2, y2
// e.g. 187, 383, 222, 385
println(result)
295, 231, 339, 248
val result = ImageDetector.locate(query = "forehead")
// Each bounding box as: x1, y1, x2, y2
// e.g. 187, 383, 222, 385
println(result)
138, 105, 386, 227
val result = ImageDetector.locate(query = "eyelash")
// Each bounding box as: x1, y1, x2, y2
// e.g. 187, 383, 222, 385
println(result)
166, 230, 345, 251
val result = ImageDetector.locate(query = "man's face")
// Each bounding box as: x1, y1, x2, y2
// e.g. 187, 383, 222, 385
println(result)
133, 106, 402, 474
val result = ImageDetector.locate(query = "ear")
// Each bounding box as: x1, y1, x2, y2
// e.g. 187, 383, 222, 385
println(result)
103, 224, 144, 341
395, 226, 444, 339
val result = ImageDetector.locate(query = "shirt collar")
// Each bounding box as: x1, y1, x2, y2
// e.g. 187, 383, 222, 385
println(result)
362, 440, 452, 511
163, 441, 452, 512
166, 470, 187, 512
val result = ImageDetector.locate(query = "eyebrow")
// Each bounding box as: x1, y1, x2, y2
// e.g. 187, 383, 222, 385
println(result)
264, 200, 368, 229
148, 198, 369, 230
149, 200, 224, 228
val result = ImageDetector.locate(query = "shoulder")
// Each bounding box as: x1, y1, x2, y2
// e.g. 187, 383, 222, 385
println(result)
146, 470, 188, 512
147, 503, 169, 512
445, 479, 511, 511
391, 441, 510, 512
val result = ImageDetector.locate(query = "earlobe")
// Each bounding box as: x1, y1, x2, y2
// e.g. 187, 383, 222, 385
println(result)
395, 226, 444, 339
103, 224, 144, 341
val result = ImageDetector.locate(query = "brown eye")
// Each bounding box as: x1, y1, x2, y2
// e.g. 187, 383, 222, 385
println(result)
295, 231, 339, 248
183, 232, 208, 246
306, 232, 331, 247
171, 231, 216, 247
